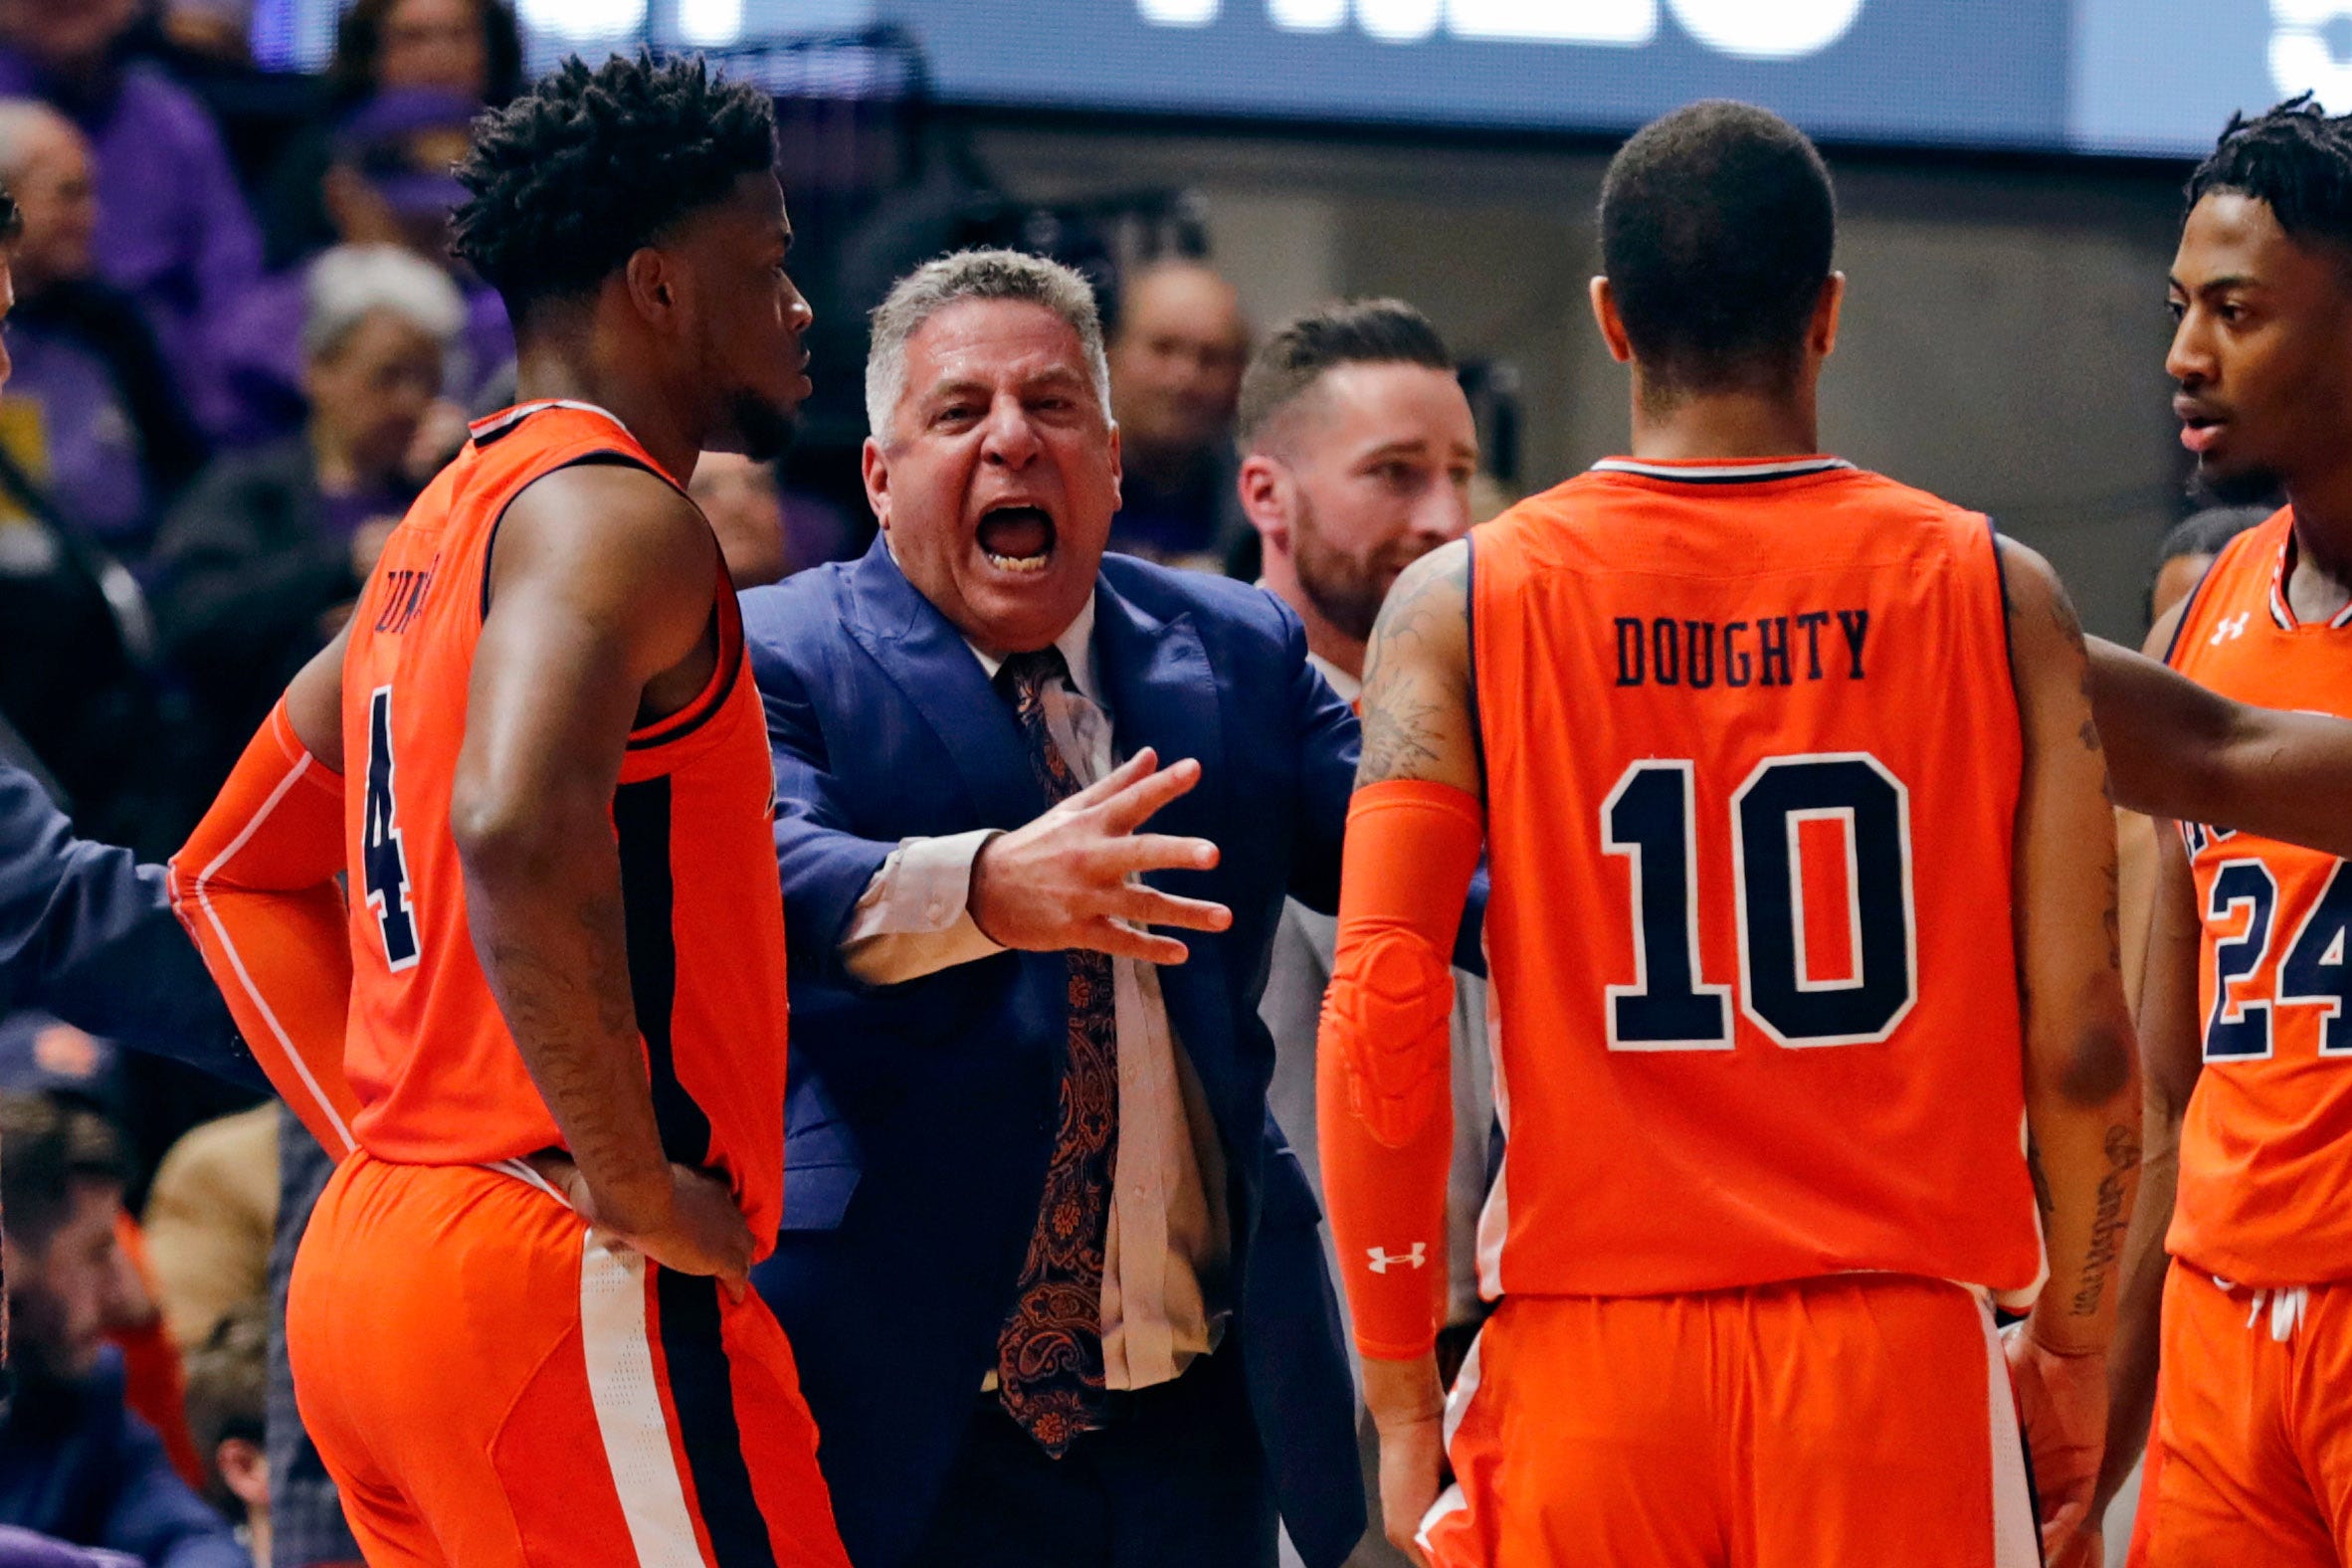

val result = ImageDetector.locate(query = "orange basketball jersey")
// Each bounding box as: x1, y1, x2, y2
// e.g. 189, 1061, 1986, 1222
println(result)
2165, 509, 2352, 1288
1470, 455, 2042, 1302
338, 400, 789, 1245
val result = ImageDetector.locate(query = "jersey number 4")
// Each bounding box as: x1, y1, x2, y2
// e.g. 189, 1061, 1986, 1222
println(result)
362, 686, 420, 970
1603, 753, 1916, 1051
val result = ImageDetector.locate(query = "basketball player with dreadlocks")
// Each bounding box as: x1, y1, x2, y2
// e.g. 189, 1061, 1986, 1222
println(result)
2093, 97, 2352, 1568
167, 55, 849, 1566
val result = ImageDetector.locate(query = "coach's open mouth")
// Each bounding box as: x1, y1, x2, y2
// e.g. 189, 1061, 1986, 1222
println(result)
977, 504, 1055, 574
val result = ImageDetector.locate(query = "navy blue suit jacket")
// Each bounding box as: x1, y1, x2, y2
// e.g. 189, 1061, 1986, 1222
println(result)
0, 759, 259, 1088
743, 541, 1372, 1568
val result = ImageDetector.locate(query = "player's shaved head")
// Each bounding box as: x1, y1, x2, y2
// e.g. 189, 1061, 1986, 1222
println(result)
1599, 100, 1836, 403
2189, 95, 2352, 276
452, 53, 778, 326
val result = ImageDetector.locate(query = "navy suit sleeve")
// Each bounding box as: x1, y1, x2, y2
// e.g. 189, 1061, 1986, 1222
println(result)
1277, 599, 1488, 977
0, 761, 264, 1089
751, 633, 899, 993
97, 1407, 249, 1568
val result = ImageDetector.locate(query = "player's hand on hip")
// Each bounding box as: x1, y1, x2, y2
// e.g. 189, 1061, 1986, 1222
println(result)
2004, 1323, 2108, 1563
969, 747, 1233, 965
1363, 1356, 1446, 1568
538, 1156, 755, 1299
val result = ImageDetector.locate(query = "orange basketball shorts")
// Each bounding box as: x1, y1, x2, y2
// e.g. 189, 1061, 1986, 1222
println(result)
286, 1151, 848, 1568
1419, 1275, 2038, 1568
2128, 1263, 2352, 1568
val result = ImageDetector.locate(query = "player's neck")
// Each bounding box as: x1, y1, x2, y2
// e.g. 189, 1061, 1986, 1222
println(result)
512, 337, 700, 487
1625, 386, 1821, 464
2283, 475, 2352, 617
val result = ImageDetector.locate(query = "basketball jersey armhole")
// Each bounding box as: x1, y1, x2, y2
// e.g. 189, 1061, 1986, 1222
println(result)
473, 447, 739, 754
1985, 518, 2017, 677
2159, 554, 2224, 668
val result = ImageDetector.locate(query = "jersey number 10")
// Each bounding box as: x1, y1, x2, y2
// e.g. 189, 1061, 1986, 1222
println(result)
1603, 753, 1917, 1051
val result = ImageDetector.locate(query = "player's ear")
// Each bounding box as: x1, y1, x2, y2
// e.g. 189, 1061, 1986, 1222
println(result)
1589, 277, 1634, 365
1810, 272, 1846, 360
623, 247, 678, 323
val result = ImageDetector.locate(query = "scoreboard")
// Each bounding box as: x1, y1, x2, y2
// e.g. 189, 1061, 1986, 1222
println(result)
255, 0, 2340, 159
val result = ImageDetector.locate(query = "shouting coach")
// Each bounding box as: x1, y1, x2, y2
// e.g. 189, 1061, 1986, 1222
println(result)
742, 249, 1404, 1568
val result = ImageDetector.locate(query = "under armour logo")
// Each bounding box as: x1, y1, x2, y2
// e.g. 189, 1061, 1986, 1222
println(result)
2212, 613, 2251, 645
1366, 1243, 1427, 1274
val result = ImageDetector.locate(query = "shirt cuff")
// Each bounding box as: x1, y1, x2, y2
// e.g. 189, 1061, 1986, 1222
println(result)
840, 829, 1007, 986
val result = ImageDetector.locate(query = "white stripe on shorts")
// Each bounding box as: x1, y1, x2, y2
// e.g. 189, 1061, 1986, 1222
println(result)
1975, 1298, 2040, 1568
579, 1235, 705, 1566
1415, 1318, 1490, 1556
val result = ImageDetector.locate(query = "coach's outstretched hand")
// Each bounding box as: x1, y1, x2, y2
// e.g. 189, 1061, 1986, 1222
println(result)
2006, 1324, 2107, 1564
531, 1154, 755, 1299
969, 747, 1233, 965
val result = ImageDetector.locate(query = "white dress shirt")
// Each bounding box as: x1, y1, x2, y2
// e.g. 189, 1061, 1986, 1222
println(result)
839, 595, 1229, 1391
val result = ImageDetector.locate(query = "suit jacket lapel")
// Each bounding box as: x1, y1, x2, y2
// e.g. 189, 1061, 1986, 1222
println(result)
845, 539, 1044, 830
1092, 577, 1224, 848
1092, 578, 1242, 1117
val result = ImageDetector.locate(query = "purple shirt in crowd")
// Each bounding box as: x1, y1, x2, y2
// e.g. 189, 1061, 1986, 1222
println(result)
3, 319, 152, 545
0, 52, 262, 438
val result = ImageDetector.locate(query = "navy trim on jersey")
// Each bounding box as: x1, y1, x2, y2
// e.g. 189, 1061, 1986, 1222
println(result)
467, 399, 624, 449
625, 610, 742, 754
2160, 553, 2226, 669
1987, 520, 2017, 678
613, 776, 715, 1171
1588, 456, 1856, 485
653, 1269, 779, 1568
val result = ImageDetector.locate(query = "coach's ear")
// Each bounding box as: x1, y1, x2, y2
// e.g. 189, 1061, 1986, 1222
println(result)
1589, 276, 1634, 365
1809, 272, 1847, 360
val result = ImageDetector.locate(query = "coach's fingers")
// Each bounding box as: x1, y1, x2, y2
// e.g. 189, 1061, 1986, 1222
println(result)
1098, 756, 1202, 834
1060, 747, 1157, 813
1113, 884, 1233, 934
1109, 833, 1221, 875
1080, 917, 1192, 966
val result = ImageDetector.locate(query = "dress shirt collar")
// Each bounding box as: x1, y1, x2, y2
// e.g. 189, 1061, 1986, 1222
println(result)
962, 593, 1101, 704
879, 529, 1102, 701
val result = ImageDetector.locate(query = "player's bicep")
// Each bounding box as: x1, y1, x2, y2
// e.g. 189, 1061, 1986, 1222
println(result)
284, 624, 351, 772
2002, 539, 2134, 1104
459, 469, 716, 825
1355, 540, 1479, 797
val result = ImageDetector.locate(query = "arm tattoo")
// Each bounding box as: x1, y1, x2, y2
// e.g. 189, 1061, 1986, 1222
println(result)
1354, 548, 1471, 788
2070, 1123, 2142, 1319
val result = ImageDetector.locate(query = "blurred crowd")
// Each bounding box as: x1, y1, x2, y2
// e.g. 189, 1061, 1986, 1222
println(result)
0, 7, 1461, 1562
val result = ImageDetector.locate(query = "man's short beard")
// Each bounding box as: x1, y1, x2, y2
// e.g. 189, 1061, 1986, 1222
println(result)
2191, 460, 2287, 510
724, 392, 800, 465
1292, 495, 1390, 645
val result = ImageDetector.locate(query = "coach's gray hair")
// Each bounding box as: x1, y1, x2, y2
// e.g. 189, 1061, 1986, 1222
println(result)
864, 248, 1112, 440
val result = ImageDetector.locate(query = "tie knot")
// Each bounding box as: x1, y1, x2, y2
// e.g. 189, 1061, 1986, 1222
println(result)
995, 646, 1070, 705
